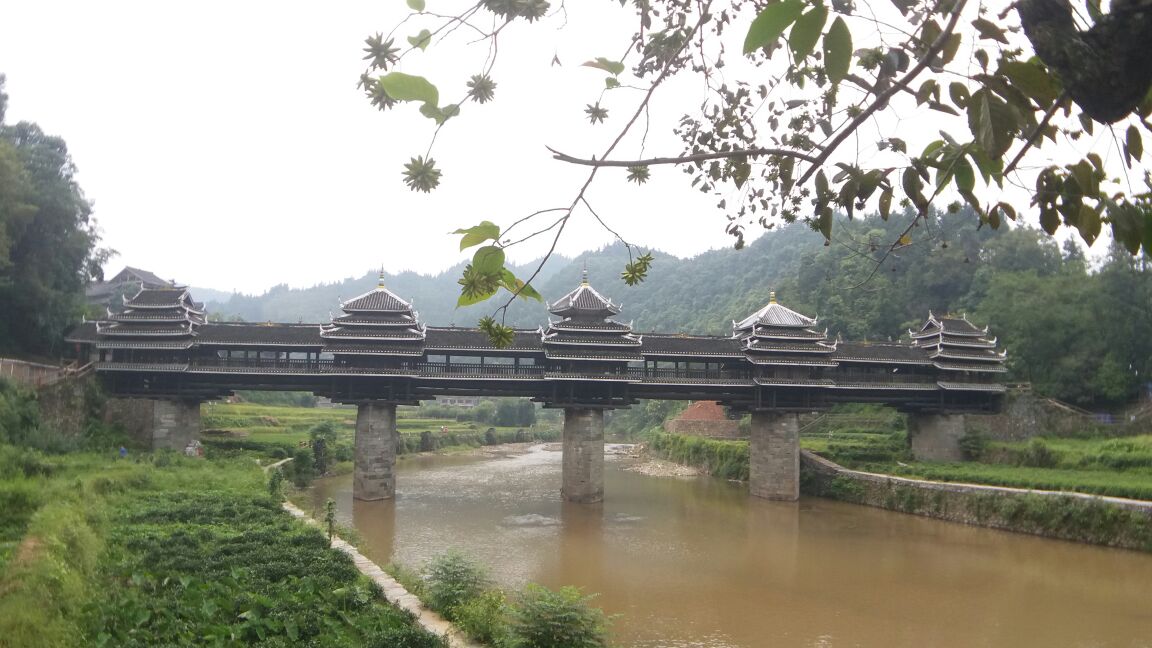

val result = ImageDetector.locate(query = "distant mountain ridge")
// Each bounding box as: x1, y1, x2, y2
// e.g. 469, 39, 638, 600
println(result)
199, 224, 826, 335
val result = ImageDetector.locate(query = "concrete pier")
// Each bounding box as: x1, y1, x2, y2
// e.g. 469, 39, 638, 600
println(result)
561, 408, 605, 503
354, 401, 398, 501
749, 411, 800, 501
908, 413, 966, 462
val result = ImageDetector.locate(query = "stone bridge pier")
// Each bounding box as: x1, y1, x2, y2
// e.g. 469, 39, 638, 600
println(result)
749, 411, 800, 501
908, 413, 967, 462
561, 408, 605, 504
354, 401, 399, 501
104, 397, 201, 451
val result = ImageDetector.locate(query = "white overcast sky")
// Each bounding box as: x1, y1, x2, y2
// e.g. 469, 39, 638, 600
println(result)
1, 2, 1131, 294
0, 1, 743, 294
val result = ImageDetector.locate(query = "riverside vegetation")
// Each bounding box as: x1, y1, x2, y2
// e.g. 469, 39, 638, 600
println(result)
2, 383, 613, 647
201, 398, 559, 483
387, 551, 611, 648
0, 380, 446, 647
638, 403, 1152, 549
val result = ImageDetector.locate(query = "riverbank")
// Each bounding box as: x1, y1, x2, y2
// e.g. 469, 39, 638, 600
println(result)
802, 450, 1152, 551
643, 431, 1152, 551
0, 445, 445, 647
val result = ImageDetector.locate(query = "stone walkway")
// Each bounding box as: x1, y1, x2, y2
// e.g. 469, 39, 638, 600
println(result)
281, 501, 480, 648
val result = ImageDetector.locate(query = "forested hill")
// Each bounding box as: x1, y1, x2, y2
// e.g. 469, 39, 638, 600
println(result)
204, 213, 1151, 407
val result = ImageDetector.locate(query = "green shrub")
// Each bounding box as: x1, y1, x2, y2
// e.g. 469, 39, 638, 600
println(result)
649, 433, 749, 480
509, 584, 610, 648
455, 589, 512, 645
424, 551, 489, 618
365, 625, 448, 648
1020, 439, 1059, 468
288, 448, 315, 487
958, 432, 990, 461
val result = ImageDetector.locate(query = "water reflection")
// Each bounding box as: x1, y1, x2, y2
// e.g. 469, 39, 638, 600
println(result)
311, 445, 1152, 647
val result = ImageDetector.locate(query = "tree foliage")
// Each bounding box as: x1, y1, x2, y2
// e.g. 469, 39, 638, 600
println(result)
363, 0, 1152, 318
0, 74, 111, 356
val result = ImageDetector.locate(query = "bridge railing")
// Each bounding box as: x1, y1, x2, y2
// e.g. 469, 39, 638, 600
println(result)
155, 356, 981, 389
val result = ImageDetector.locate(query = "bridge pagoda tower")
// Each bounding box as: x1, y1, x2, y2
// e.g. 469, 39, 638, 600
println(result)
731, 292, 834, 501
543, 272, 642, 503
96, 287, 206, 450
907, 313, 1007, 461
323, 273, 426, 500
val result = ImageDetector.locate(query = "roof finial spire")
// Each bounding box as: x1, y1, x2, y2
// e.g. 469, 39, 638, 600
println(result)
378, 266, 386, 287
581, 261, 589, 286
769, 290, 777, 304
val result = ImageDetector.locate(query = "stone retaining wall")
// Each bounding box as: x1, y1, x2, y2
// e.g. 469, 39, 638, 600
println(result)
664, 419, 741, 438
800, 450, 1152, 551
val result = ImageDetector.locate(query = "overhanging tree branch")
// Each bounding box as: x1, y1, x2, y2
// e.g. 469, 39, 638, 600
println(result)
547, 145, 820, 167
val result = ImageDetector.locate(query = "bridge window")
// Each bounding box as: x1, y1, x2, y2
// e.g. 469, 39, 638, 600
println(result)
518, 357, 536, 366
450, 355, 482, 365
288, 352, 310, 361
426, 354, 447, 364
319, 352, 334, 361
484, 356, 514, 365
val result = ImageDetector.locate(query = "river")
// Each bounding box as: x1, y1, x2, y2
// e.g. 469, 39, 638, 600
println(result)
309, 445, 1152, 647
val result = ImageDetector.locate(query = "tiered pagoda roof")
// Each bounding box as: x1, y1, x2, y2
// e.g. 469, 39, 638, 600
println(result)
910, 313, 1007, 378
320, 274, 425, 357
541, 272, 642, 362
94, 287, 205, 349
732, 292, 838, 367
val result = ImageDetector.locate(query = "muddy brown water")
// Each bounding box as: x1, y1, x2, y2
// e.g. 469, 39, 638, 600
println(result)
310, 445, 1152, 647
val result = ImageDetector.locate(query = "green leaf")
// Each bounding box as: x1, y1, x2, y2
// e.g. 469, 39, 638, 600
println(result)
823, 17, 852, 84
582, 58, 625, 76
743, 0, 804, 55
999, 61, 1058, 106
378, 72, 439, 105
953, 157, 976, 192
878, 187, 893, 220
817, 205, 833, 240
731, 159, 751, 188
949, 82, 970, 109
1076, 204, 1101, 245
1124, 125, 1143, 167
1108, 202, 1145, 255
972, 17, 1008, 43
1039, 205, 1060, 235
500, 269, 543, 301
453, 221, 501, 250
472, 245, 505, 274
407, 0, 425, 9
407, 29, 432, 51
789, 2, 828, 62
968, 90, 1016, 158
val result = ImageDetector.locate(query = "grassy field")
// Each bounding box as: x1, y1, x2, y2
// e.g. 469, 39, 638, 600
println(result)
800, 427, 1152, 501
200, 401, 559, 463
0, 446, 443, 647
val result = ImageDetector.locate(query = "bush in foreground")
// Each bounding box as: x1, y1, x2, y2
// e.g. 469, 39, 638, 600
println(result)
509, 584, 611, 648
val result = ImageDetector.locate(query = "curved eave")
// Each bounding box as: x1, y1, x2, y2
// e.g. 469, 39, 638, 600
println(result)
938, 381, 1008, 392
932, 361, 1007, 373
754, 378, 835, 387
320, 332, 426, 342
544, 353, 644, 362
828, 382, 938, 391
541, 337, 642, 347
833, 356, 933, 366
928, 349, 1005, 362
97, 330, 196, 337
96, 341, 195, 350
327, 349, 425, 356
641, 352, 744, 359
746, 357, 839, 367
